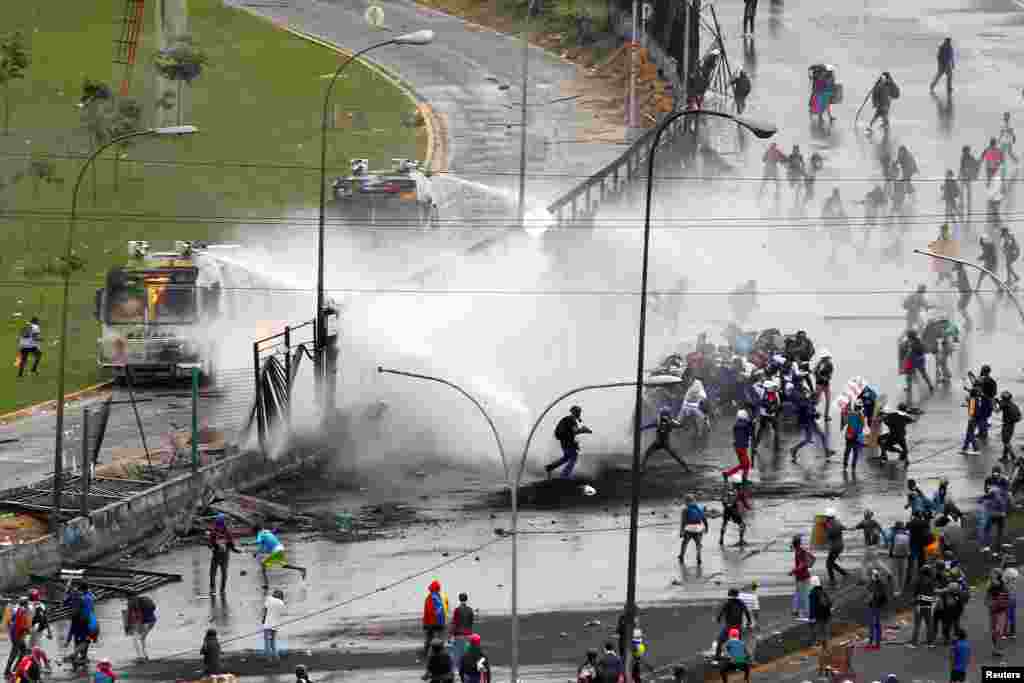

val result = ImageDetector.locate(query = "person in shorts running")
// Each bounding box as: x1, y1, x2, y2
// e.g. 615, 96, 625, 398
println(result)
253, 527, 307, 588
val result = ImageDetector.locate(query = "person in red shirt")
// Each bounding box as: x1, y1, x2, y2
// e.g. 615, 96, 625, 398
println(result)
982, 138, 1004, 183
790, 536, 815, 620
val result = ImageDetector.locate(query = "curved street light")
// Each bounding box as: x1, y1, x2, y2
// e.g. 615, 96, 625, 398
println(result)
624, 108, 776, 661
315, 31, 435, 400
381, 364, 681, 683
912, 248, 1024, 325
52, 125, 199, 530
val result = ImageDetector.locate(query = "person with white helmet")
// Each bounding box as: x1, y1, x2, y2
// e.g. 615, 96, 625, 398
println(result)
723, 409, 755, 482
752, 378, 782, 456
640, 407, 689, 473
813, 349, 834, 422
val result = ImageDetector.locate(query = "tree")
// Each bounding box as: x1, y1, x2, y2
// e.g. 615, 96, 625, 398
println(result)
108, 98, 143, 192
26, 156, 61, 200
0, 32, 30, 136
79, 79, 114, 204
153, 35, 208, 125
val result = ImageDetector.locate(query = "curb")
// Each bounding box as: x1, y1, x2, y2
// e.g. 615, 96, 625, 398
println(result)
0, 380, 112, 424
233, 5, 449, 173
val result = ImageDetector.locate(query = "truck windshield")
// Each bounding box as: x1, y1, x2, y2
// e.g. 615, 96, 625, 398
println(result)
104, 268, 196, 324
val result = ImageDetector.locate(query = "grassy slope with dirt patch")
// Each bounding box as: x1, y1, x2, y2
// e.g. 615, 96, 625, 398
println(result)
0, 0, 424, 413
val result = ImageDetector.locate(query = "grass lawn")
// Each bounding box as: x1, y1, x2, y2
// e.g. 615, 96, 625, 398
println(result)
0, 0, 425, 414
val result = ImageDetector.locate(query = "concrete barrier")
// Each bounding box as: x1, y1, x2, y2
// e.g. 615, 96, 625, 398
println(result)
0, 446, 321, 593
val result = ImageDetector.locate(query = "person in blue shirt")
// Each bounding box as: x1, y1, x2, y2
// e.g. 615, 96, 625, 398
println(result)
251, 528, 307, 589
640, 408, 689, 472
679, 494, 709, 565
789, 388, 834, 463
719, 628, 750, 683
950, 627, 970, 682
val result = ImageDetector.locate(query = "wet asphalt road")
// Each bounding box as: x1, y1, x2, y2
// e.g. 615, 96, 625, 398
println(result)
9, 0, 1024, 679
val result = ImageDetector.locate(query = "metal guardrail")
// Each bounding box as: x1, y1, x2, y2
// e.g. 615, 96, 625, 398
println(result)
545, 114, 689, 226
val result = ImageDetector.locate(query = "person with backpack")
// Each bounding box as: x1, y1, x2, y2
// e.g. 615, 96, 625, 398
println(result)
889, 520, 911, 595
997, 391, 1021, 461
929, 37, 954, 93
126, 594, 157, 660
867, 72, 900, 134
679, 494, 709, 565
545, 406, 592, 479
790, 535, 815, 619
937, 567, 968, 645
808, 576, 832, 645
719, 483, 748, 547
813, 350, 834, 422
822, 510, 849, 585
449, 592, 474, 674
842, 401, 866, 472
4, 597, 31, 678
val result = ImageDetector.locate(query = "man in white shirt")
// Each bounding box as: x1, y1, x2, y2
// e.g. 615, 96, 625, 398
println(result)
738, 581, 761, 661
262, 589, 285, 663
16, 317, 42, 377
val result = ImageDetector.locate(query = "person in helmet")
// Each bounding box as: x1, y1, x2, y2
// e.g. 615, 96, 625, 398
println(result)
94, 658, 118, 683
997, 390, 1020, 461
679, 493, 709, 565
724, 409, 754, 481
752, 379, 782, 456
295, 663, 312, 682
546, 405, 592, 479
879, 402, 915, 463
641, 407, 689, 473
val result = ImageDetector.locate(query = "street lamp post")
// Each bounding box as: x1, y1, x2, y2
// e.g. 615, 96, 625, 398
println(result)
315, 30, 435, 402
623, 109, 776, 666
913, 248, 1024, 325
53, 125, 199, 531
382, 364, 681, 683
